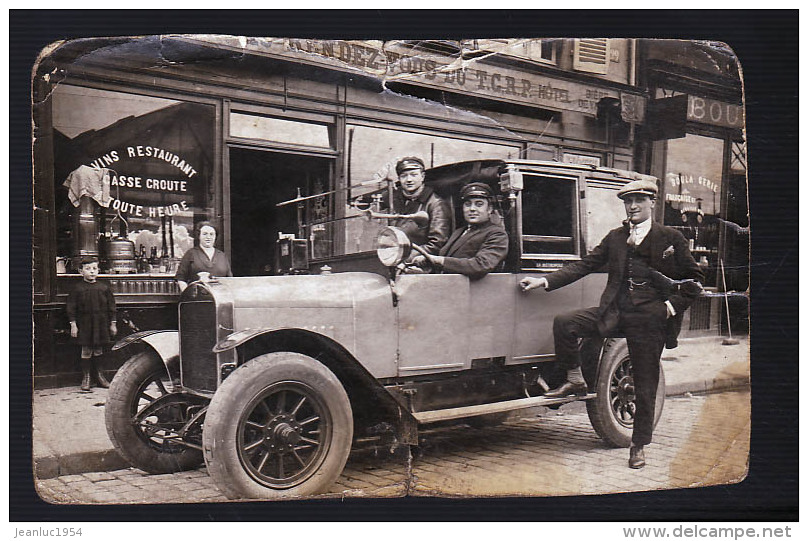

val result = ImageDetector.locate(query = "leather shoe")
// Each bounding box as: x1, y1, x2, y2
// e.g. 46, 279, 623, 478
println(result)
80, 359, 92, 392
629, 445, 646, 469
544, 381, 587, 398
92, 361, 111, 388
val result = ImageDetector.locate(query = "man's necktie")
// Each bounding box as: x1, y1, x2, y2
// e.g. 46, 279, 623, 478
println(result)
627, 224, 637, 246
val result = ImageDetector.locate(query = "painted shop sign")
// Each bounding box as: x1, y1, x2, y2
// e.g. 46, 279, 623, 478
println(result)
664, 171, 720, 213
687, 96, 743, 129
184, 37, 645, 120
88, 145, 197, 217
665, 172, 720, 194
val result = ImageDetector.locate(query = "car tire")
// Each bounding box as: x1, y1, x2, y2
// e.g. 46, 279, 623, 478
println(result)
586, 339, 665, 448
105, 352, 204, 473
203, 352, 353, 500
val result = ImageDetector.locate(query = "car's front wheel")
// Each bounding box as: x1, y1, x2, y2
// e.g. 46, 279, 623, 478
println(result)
586, 339, 665, 448
202, 352, 353, 499
105, 352, 205, 473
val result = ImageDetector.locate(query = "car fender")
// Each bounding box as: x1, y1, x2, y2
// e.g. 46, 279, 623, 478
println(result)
112, 330, 180, 383
215, 326, 419, 445
212, 327, 269, 353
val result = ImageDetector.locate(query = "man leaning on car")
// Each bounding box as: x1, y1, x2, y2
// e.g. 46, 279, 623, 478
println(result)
519, 179, 703, 469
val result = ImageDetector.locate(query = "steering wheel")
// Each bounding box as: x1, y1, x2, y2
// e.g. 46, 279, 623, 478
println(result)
402, 244, 434, 274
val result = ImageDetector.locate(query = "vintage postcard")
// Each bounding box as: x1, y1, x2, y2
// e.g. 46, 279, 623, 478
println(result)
31, 35, 749, 503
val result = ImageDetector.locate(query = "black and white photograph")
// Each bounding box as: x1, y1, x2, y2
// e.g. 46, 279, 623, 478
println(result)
25, 33, 757, 506
9, 7, 797, 524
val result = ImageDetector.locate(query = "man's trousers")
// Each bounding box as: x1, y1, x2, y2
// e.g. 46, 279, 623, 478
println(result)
553, 301, 668, 446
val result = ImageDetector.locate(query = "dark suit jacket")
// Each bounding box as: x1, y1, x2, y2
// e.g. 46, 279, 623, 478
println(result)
545, 221, 703, 345
438, 221, 509, 280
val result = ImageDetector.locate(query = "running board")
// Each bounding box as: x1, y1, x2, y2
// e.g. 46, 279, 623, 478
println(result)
412, 393, 596, 424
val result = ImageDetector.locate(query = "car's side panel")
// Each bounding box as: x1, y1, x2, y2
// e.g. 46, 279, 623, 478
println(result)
465, 274, 518, 360
221, 274, 398, 379
350, 275, 400, 379
235, 306, 355, 349
512, 273, 582, 364
395, 274, 470, 375
394, 273, 519, 375
511, 272, 609, 364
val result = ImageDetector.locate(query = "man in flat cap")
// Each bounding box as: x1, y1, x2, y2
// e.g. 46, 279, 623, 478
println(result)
520, 178, 702, 469
414, 182, 508, 279
391, 157, 451, 255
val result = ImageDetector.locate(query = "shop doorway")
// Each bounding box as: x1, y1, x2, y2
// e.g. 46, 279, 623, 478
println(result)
228, 148, 332, 276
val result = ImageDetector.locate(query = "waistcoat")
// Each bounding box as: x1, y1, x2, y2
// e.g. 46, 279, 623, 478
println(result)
619, 239, 661, 307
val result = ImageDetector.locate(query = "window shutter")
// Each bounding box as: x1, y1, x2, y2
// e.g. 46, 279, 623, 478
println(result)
573, 38, 610, 74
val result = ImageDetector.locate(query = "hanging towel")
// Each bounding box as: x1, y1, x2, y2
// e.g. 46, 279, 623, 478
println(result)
64, 165, 111, 207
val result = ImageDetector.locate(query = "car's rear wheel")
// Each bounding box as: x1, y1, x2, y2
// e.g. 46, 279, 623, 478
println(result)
586, 339, 665, 448
203, 352, 353, 499
105, 352, 204, 473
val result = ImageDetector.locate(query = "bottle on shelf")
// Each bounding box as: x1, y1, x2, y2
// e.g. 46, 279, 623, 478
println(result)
137, 245, 148, 274
159, 241, 168, 274
149, 246, 158, 273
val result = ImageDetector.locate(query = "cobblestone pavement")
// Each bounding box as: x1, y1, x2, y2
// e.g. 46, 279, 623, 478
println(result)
36, 389, 749, 504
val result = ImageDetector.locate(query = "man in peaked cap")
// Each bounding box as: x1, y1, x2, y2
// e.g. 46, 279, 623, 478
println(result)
413, 182, 508, 280
390, 156, 451, 255
519, 178, 703, 469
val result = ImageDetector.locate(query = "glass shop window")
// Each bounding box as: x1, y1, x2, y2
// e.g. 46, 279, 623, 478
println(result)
52, 85, 215, 275
342, 124, 520, 253
520, 174, 578, 256
227, 112, 335, 266
663, 133, 725, 286
347, 125, 519, 188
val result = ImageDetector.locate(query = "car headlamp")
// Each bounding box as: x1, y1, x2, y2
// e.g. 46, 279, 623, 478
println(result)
376, 227, 411, 267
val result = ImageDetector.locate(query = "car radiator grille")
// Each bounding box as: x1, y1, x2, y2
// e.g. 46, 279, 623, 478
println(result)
179, 298, 219, 393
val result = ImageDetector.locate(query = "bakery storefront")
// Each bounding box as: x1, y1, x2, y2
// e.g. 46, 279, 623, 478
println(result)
33, 37, 646, 386
640, 40, 747, 334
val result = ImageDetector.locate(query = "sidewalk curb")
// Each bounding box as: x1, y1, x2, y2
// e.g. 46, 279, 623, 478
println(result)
35, 449, 130, 480
34, 375, 751, 480
666, 375, 750, 397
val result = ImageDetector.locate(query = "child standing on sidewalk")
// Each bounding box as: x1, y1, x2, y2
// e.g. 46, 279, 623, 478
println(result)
67, 256, 117, 392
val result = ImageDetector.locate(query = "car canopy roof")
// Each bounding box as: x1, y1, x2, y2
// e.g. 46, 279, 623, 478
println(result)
424, 159, 657, 196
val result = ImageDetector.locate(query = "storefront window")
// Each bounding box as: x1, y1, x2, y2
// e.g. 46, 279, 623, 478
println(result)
347, 125, 519, 185
345, 126, 519, 253
226, 111, 335, 271
52, 85, 215, 275
663, 133, 725, 286
343, 125, 520, 253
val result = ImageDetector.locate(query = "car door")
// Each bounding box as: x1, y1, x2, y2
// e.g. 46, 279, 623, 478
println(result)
511, 169, 587, 364
395, 273, 470, 376
395, 272, 517, 376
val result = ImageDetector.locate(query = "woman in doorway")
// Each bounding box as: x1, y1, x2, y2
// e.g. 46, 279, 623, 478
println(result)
175, 221, 233, 292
